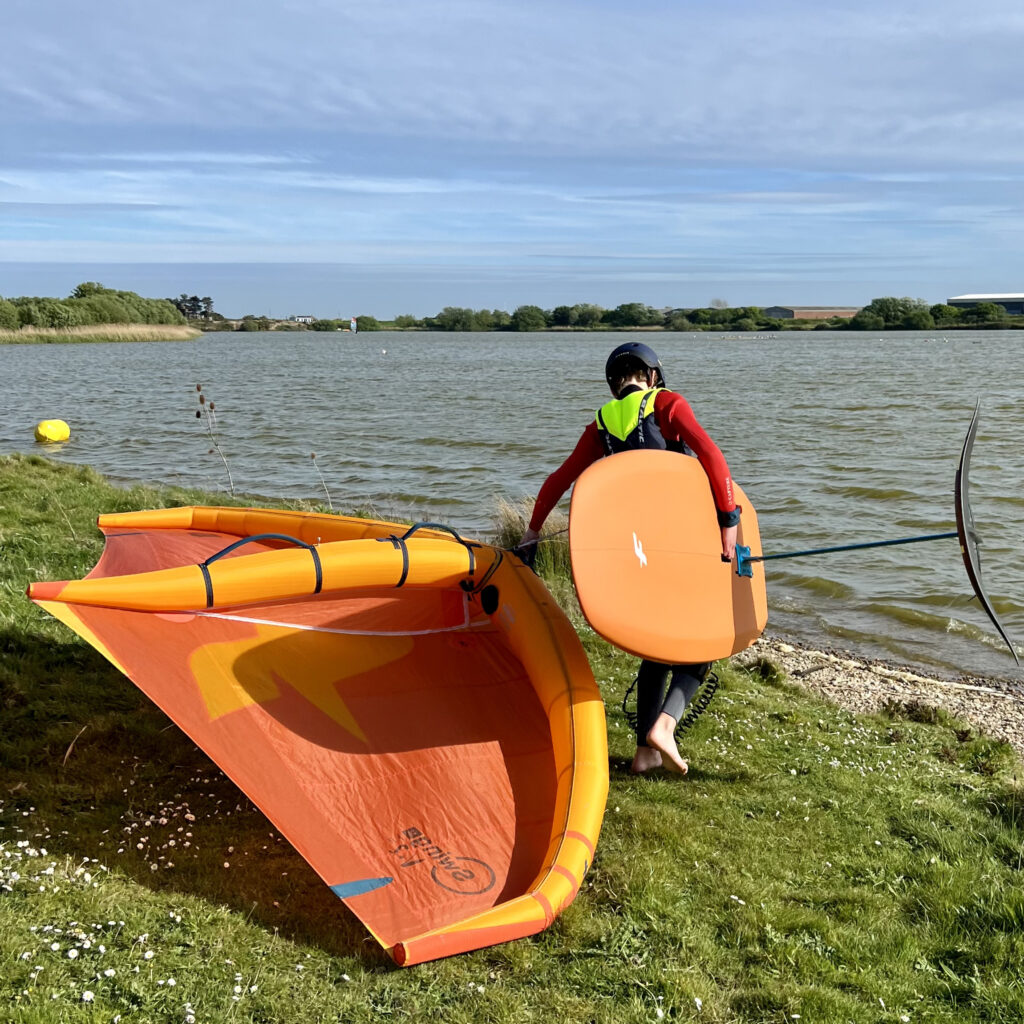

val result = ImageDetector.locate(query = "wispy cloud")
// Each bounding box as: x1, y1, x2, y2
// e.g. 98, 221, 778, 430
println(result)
5, 0, 1024, 159
65, 153, 316, 166
0, 202, 169, 214
2, 0, 1024, 309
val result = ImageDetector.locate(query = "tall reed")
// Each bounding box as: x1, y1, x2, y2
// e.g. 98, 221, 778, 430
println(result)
0, 324, 201, 344
310, 453, 334, 511
194, 384, 235, 495
493, 496, 571, 576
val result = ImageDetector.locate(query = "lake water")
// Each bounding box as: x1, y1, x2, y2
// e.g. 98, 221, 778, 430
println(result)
2, 329, 1021, 681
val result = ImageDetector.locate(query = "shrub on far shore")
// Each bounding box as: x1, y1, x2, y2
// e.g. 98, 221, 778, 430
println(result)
0, 296, 19, 329
2, 282, 186, 330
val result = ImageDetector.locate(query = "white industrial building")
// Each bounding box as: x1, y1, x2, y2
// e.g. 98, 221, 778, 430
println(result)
947, 294, 1024, 315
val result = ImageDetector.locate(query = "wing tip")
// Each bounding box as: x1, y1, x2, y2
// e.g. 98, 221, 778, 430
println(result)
27, 581, 65, 602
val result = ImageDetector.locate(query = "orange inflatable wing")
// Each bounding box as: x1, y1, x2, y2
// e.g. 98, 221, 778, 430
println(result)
569, 450, 768, 662
29, 507, 608, 965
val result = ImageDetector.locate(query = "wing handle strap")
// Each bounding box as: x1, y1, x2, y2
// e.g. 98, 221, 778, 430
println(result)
198, 533, 323, 608
400, 522, 478, 576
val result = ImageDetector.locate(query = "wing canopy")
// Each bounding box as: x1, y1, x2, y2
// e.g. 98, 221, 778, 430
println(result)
29, 506, 609, 963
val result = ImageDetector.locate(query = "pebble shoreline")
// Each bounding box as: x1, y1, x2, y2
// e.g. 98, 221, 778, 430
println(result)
733, 635, 1024, 761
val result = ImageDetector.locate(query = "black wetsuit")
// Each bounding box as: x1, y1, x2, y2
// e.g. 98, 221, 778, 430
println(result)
634, 659, 710, 747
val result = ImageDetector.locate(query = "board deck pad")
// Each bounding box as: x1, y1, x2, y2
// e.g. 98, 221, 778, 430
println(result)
569, 450, 768, 662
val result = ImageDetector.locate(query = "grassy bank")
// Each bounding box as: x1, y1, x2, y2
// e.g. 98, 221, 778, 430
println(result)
2, 455, 1023, 1023
0, 324, 202, 345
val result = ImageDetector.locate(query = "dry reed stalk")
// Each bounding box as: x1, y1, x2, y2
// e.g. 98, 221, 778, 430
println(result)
310, 453, 334, 510
194, 384, 236, 495
0, 324, 201, 342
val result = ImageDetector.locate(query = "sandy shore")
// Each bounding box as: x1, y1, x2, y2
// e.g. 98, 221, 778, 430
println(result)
733, 635, 1024, 761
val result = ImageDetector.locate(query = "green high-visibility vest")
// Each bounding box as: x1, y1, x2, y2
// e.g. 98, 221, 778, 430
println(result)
595, 387, 664, 452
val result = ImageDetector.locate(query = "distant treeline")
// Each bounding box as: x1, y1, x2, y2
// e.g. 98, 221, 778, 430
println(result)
841, 296, 1024, 331
0, 283, 187, 330
384, 297, 1023, 332
5, 288, 1022, 335
261, 297, 1024, 332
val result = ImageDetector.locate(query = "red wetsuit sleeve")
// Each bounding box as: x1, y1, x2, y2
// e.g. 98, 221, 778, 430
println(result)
654, 390, 739, 518
528, 422, 604, 531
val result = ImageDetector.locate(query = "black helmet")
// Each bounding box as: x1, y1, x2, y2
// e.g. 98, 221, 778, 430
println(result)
605, 341, 666, 390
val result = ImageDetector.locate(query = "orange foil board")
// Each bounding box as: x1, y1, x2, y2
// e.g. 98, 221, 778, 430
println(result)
569, 450, 767, 662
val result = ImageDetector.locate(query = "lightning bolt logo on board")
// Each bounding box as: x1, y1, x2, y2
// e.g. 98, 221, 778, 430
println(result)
632, 532, 647, 568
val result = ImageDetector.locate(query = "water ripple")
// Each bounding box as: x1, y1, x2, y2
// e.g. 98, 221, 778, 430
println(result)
2, 328, 1020, 680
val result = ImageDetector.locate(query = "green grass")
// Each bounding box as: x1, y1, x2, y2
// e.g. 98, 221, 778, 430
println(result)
2, 454, 1023, 1022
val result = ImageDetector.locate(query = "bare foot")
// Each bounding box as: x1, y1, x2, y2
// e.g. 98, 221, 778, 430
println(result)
630, 746, 663, 774
646, 713, 688, 775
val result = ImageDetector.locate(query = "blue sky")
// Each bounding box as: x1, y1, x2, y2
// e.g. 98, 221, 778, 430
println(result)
2, 0, 1023, 317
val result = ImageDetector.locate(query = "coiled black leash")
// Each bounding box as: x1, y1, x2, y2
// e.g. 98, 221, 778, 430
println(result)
674, 670, 720, 735
621, 668, 721, 740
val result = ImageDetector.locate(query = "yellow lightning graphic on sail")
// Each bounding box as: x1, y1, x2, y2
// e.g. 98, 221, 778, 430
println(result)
188, 624, 414, 741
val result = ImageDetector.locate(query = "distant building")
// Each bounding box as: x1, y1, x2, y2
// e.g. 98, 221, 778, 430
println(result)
291, 315, 316, 324
947, 294, 1024, 315
763, 305, 861, 320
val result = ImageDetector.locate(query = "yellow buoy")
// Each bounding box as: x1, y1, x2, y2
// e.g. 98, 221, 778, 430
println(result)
34, 419, 70, 443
